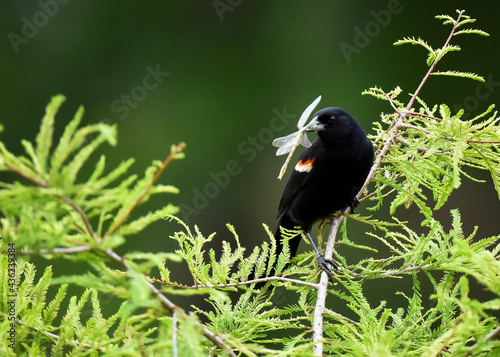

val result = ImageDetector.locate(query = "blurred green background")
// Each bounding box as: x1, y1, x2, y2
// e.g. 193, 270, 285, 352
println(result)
1, 1, 499, 317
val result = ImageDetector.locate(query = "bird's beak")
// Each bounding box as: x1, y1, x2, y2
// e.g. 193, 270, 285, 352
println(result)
304, 116, 326, 132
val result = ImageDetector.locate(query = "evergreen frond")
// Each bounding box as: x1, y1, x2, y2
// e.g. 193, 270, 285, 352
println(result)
454, 28, 490, 36
430, 70, 485, 82
393, 37, 435, 55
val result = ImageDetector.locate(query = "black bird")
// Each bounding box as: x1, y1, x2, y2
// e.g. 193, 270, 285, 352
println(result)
273, 107, 374, 278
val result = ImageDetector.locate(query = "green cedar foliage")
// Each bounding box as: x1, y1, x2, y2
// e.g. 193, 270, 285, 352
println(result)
1, 9, 499, 357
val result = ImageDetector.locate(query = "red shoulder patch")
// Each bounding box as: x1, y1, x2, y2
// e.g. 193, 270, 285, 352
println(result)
295, 157, 315, 172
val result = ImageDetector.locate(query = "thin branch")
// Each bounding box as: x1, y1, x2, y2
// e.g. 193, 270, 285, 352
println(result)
399, 123, 500, 144
237, 276, 318, 289
395, 137, 452, 155
484, 325, 500, 343
172, 310, 178, 357
396, 137, 425, 150
466, 326, 500, 356
323, 308, 358, 325
3, 159, 99, 242
361, 116, 405, 196
4, 160, 99, 241
129, 327, 148, 357
56, 195, 98, 241
312, 215, 344, 356
386, 93, 403, 114
406, 110, 443, 121
406, 10, 464, 111
466, 139, 500, 144
359, 171, 403, 203
154, 276, 319, 290
102, 248, 237, 356
2, 162, 48, 188
104, 248, 178, 312
17, 320, 105, 351
399, 122, 432, 134
104, 142, 186, 239
347, 263, 434, 280
17, 245, 92, 255
432, 316, 463, 357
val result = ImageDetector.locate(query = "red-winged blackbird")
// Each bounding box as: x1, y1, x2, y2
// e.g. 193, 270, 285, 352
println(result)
274, 107, 374, 279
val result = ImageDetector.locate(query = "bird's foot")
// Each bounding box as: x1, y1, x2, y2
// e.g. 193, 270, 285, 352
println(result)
349, 197, 360, 213
316, 255, 339, 281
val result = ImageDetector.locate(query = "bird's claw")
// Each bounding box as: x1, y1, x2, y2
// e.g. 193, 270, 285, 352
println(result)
349, 197, 360, 213
316, 255, 339, 280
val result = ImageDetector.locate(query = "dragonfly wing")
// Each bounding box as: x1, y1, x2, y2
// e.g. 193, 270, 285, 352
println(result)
297, 95, 322, 129
272, 132, 297, 148
273, 132, 302, 156
299, 133, 312, 148
276, 145, 293, 156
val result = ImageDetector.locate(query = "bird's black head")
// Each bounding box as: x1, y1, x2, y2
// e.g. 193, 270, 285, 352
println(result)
305, 107, 366, 144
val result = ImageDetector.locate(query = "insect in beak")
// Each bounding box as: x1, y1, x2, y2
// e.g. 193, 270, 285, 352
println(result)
304, 116, 326, 132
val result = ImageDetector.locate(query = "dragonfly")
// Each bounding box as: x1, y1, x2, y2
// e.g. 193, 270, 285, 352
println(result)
272, 95, 322, 179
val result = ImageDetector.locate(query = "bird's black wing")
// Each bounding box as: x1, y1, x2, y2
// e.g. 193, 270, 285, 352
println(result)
276, 148, 317, 220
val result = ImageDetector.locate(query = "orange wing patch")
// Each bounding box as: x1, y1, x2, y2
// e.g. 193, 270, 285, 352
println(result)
295, 157, 315, 173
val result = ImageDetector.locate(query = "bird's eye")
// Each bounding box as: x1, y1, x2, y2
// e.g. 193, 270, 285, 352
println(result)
328, 116, 336, 124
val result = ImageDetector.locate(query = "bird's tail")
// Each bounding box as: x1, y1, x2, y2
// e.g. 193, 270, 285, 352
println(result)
274, 213, 302, 266
250, 215, 302, 282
